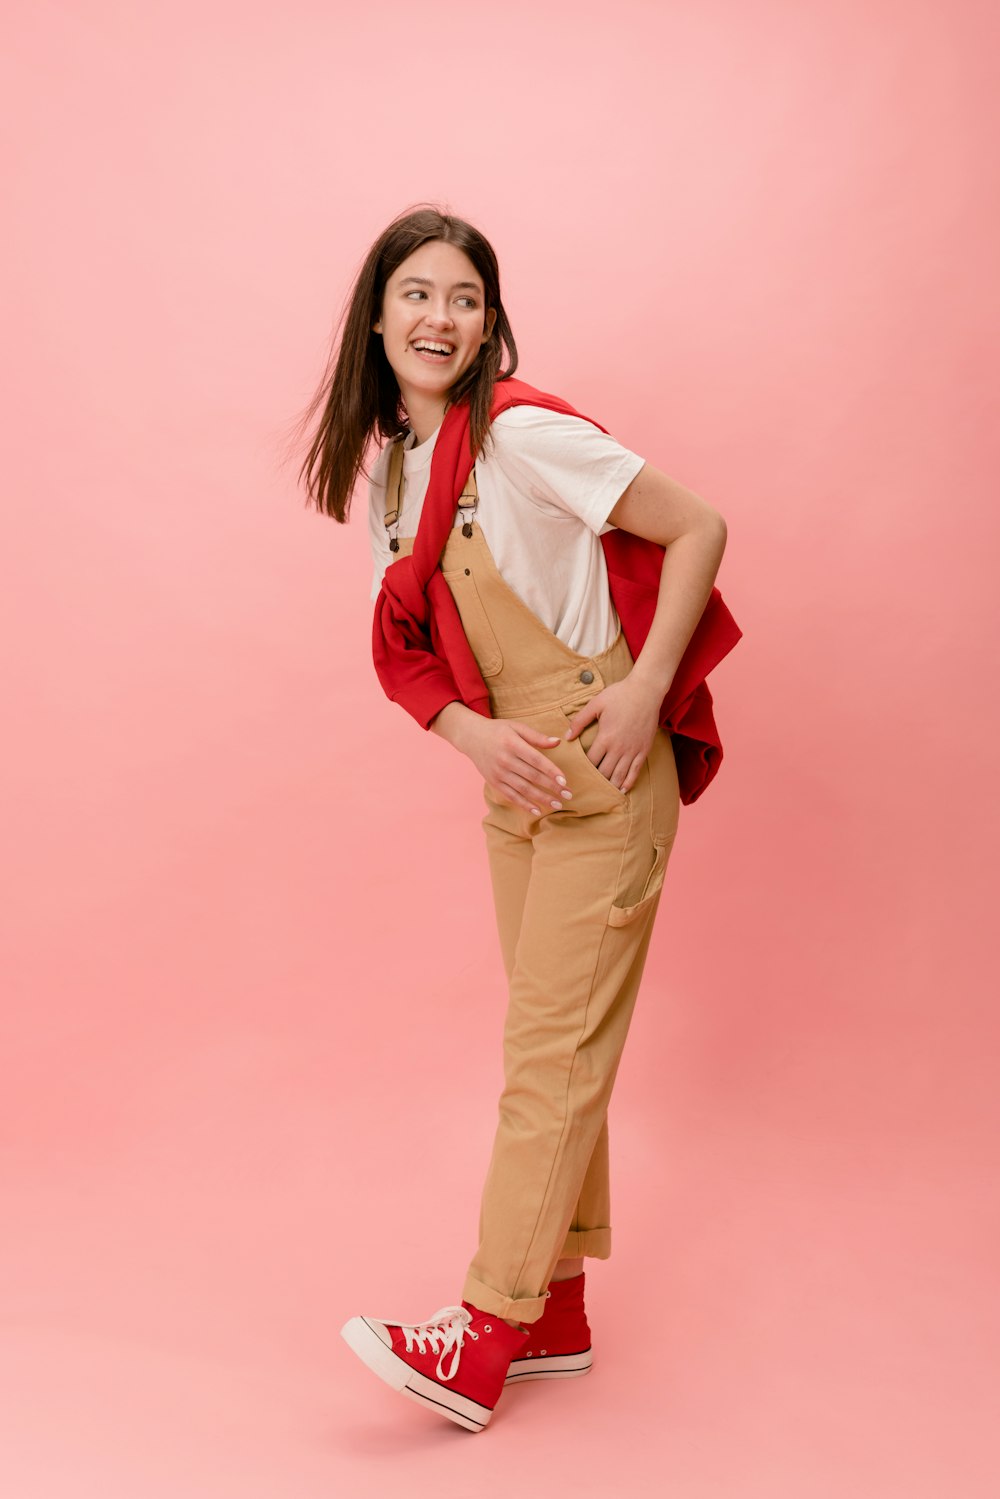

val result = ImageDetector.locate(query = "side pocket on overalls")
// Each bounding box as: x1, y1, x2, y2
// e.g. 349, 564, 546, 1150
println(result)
608, 836, 674, 927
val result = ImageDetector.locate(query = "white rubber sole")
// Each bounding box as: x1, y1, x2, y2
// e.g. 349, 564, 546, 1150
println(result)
341, 1316, 494, 1432
504, 1348, 594, 1383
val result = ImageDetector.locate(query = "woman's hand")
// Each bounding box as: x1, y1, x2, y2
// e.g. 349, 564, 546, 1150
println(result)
462, 718, 573, 815
563, 676, 664, 793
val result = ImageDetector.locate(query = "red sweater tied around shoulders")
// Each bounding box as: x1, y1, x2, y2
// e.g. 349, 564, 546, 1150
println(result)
371, 376, 742, 805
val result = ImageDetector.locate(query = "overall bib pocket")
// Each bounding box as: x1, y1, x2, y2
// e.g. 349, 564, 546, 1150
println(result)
442, 567, 504, 678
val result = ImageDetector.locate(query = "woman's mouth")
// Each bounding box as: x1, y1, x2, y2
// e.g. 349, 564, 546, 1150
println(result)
411, 342, 456, 362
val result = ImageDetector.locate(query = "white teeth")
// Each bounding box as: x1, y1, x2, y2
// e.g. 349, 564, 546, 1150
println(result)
413, 342, 454, 354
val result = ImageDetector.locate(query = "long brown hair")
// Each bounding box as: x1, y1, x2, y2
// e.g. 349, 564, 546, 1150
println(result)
293, 204, 519, 523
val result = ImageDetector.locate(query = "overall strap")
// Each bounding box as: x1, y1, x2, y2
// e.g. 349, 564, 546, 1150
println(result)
383, 437, 405, 547
383, 435, 479, 549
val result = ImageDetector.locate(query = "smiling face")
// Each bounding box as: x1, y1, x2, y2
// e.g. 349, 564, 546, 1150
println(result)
372, 239, 497, 438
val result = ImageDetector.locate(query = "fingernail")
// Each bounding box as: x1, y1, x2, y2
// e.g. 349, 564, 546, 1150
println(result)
530, 807, 541, 816
556, 775, 567, 785
561, 789, 573, 799
550, 800, 562, 810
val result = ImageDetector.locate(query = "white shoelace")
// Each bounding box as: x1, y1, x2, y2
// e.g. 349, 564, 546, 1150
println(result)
394, 1305, 480, 1382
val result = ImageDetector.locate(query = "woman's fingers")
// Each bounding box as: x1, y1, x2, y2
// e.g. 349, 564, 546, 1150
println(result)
511, 767, 571, 812
517, 728, 565, 772
591, 746, 628, 789
496, 765, 565, 813
590, 743, 647, 792
508, 725, 570, 798
621, 752, 647, 793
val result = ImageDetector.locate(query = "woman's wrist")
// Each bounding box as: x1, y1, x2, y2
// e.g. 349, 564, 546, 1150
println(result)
428, 700, 482, 754
627, 657, 676, 703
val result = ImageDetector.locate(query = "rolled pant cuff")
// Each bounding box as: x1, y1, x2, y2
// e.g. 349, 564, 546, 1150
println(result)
559, 1226, 612, 1259
462, 1274, 549, 1326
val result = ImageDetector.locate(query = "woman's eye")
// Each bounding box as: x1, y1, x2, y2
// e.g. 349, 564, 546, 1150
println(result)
405, 291, 477, 307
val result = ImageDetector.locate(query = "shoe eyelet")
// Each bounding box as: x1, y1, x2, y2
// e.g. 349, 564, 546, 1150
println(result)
483, 1323, 492, 1333
540, 1349, 547, 1355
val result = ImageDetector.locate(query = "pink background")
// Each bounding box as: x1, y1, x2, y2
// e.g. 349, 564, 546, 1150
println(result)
3, 1, 998, 1494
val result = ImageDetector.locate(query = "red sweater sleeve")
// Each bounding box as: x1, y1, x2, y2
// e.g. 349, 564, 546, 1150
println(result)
370, 588, 462, 728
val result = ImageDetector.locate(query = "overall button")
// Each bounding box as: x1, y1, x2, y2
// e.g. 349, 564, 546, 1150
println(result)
579, 669, 594, 684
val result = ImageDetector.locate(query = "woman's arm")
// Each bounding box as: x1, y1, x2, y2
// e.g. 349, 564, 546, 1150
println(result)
561, 465, 728, 793
604, 463, 728, 697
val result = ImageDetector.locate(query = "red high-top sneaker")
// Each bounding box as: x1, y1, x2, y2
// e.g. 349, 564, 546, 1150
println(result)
341, 1299, 529, 1431
504, 1271, 593, 1383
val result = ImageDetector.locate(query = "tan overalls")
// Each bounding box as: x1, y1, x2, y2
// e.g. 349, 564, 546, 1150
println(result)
385, 440, 680, 1326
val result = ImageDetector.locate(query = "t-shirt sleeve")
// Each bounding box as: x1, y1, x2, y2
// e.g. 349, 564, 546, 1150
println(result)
487, 405, 646, 535
367, 445, 394, 601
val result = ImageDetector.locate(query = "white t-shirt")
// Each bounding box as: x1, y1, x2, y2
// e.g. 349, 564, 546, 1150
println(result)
366, 403, 646, 659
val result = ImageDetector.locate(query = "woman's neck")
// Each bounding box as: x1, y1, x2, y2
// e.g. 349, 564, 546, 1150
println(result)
401, 388, 448, 446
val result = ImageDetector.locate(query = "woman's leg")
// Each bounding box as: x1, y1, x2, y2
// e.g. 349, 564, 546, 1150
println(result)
464, 729, 679, 1326
480, 812, 614, 1274
560, 1110, 612, 1259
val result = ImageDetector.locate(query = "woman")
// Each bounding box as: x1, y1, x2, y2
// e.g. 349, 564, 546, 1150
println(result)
297, 205, 732, 1433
